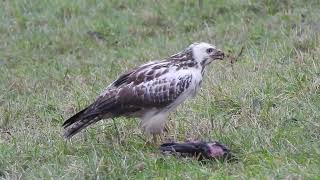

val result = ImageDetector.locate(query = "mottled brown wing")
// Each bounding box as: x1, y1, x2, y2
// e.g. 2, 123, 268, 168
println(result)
94, 74, 193, 117
107, 60, 171, 88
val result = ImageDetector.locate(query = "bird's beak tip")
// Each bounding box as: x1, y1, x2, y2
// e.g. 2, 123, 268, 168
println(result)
212, 50, 225, 60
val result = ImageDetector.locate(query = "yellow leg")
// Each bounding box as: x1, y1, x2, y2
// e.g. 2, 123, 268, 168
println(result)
142, 134, 160, 148
159, 133, 164, 142
153, 134, 158, 145
152, 133, 165, 146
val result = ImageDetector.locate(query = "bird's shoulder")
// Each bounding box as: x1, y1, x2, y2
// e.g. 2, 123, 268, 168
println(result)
107, 59, 176, 88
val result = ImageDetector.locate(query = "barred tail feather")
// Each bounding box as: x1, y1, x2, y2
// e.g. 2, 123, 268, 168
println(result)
62, 116, 98, 139
62, 108, 88, 128
62, 96, 117, 139
62, 108, 102, 139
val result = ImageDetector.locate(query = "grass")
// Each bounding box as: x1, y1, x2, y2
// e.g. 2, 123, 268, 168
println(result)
1, 0, 320, 179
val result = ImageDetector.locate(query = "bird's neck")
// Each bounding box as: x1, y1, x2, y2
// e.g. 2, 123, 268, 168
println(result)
200, 64, 206, 75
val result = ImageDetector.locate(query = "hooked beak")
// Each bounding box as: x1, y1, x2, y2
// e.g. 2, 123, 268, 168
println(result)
211, 49, 225, 60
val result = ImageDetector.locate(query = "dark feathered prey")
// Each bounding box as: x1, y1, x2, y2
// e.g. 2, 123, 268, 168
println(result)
160, 140, 233, 161
62, 42, 224, 140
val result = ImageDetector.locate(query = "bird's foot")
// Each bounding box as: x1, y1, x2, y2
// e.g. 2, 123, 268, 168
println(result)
152, 134, 165, 146
141, 134, 164, 148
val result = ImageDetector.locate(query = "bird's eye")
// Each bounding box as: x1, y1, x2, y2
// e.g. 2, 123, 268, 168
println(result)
206, 48, 214, 53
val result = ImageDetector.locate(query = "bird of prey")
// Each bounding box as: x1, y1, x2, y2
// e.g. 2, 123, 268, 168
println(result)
62, 42, 224, 143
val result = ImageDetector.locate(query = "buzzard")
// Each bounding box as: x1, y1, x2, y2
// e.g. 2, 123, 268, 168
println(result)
62, 42, 224, 142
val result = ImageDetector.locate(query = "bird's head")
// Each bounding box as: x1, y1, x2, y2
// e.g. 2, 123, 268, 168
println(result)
188, 42, 224, 66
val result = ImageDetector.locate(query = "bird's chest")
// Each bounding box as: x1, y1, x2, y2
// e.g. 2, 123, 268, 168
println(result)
188, 70, 203, 96
157, 68, 203, 112
173, 70, 202, 104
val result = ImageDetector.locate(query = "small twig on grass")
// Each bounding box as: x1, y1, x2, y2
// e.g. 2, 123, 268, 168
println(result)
112, 118, 121, 144
228, 46, 244, 64
87, 31, 105, 41
198, 0, 203, 9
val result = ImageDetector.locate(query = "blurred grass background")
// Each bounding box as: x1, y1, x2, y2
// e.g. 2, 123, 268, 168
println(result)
0, 0, 319, 179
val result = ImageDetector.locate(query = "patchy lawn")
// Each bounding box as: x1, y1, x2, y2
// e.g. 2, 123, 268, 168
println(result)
1, 0, 319, 179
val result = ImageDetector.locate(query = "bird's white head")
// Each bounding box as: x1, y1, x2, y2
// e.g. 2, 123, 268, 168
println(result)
189, 42, 224, 66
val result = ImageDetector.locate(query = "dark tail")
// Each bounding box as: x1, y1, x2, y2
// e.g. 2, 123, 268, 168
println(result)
62, 107, 102, 139
62, 103, 114, 138
62, 95, 117, 139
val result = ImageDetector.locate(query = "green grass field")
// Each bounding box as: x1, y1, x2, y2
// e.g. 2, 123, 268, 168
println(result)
1, 0, 320, 179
